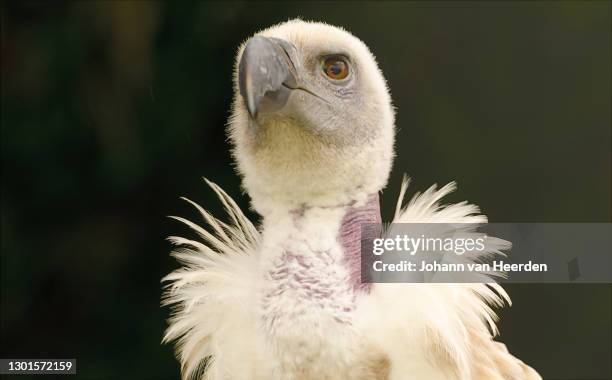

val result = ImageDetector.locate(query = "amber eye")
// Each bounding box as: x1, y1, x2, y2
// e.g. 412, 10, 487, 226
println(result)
322, 56, 349, 80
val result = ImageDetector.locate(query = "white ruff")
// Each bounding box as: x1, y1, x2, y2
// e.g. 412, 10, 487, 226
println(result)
162, 179, 541, 380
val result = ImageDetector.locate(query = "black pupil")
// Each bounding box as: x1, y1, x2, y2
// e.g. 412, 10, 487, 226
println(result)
329, 61, 343, 76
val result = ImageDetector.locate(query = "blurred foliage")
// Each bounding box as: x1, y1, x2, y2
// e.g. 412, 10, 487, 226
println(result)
1, 1, 610, 379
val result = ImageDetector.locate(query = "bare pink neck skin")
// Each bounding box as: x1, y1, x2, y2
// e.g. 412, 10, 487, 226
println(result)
339, 193, 381, 293
283, 194, 381, 296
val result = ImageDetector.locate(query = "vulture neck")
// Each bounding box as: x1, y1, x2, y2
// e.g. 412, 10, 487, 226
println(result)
283, 193, 381, 294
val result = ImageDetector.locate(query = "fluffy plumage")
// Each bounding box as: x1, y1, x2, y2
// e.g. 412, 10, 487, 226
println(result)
162, 19, 541, 380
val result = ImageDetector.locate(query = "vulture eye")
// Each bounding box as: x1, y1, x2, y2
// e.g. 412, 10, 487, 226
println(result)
322, 56, 350, 81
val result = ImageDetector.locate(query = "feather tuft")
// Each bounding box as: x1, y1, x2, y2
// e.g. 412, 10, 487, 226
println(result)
162, 179, 260, 380
364, 176, 516, 379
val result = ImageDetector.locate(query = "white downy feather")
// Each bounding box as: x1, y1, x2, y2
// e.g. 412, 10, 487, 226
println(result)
163, 177, 539, 380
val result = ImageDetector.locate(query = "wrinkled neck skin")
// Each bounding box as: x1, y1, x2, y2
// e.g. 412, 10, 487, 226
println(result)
256, 191, 382, 372
259, 193, 381, 295
251, 193, 383, 378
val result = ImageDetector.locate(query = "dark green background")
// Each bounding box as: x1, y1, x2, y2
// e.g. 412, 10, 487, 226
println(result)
1, 1, 610, 379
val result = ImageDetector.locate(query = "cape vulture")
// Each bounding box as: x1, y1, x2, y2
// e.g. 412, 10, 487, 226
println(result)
162, 19, 541, 380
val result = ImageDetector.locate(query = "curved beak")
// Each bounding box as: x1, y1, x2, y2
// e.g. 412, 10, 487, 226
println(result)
238, 36, 298, 118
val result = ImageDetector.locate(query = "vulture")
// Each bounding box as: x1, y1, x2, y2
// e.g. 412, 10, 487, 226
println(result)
162, 19, 541, 380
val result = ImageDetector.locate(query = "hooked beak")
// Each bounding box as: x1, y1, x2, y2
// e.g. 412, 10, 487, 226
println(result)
238, 36, 298, 118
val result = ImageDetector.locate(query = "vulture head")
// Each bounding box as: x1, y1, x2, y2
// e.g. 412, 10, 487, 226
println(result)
229, 19, 395, 214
